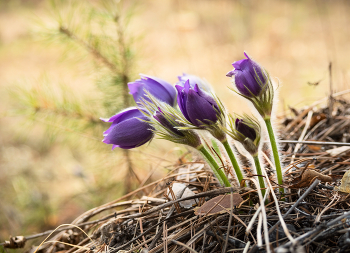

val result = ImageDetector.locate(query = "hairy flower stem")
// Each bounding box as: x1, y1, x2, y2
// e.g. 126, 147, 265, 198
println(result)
264, 118, 283, 192
222, 140, 244, 184
211, 139, 221, 159
253, 155, 266, 197
198, 146, 231, 187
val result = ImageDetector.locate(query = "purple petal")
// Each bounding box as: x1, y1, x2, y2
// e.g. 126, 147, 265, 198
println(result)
102, 108, 142, 136
175, 84, 190, 121
184, 79, 191, 93
226, 70, 235, 77
194, 84, 218, 111
229, 53, 266, 97
128, 80, 144, 103
235, 118, 241, 129
177, 73, 211, 92
186, 89, 218, 126
231, 53, 251, 70
236, 119, 256, 141
177, 73, 198, 88
103, 116, 153, 149
234, 68, 262, 96
232, 59, 246, 70
139, 74, 176, 105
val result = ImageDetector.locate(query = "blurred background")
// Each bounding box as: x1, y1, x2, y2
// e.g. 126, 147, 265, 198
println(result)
0, 0, 349, 248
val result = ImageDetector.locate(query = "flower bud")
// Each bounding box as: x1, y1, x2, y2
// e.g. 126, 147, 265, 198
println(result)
226, 115, 261, 156
176, 80, 219, 127
235, 119, 257, 141
226, 52, 266, 97
227, 52, 274, 118
152, 107, 202, 148
153, 108, 185, 137
177, 73, 211, 93
128, 74, 176, 106
101, 107, 153, 149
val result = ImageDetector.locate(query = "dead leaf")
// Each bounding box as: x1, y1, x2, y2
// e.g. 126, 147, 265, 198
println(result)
307, 164, 315, 169
309, 113, 326, 128
335, 170, 350, 193
307, 144, 322, 152
194, 194, 243, 216
167, 183, 197, 208
326, 146, 350, 157
288, 169, 333, 188
306, 139, 325, 152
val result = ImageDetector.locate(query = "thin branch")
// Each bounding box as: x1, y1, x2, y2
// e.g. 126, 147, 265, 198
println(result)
59, 26, 118, 72
276, 140, 350, 146
114, 14, 131, 107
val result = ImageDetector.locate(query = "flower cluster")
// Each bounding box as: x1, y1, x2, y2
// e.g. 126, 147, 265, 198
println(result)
102, 75, 175, 150
226, 53, 283, 190
101, 54, 282, 193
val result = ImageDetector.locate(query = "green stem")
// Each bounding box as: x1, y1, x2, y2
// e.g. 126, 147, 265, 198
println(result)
211, 139, 221, 158
253, 155, 265, 197
222, 140, 244, 184
198, 146, 231, 187
264, 118, 283, 192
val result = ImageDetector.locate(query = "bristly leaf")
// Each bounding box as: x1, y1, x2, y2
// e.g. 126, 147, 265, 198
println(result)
225, 113, 262, 156
138, 91, 202, 149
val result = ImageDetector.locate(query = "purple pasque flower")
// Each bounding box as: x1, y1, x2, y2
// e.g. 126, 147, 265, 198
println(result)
226, 52, 266, 97
177, 73, 211, 92
176, 80, 219, 127
128, 74, 176, 106
101, 107, 153, 150
235, 118, 257, 141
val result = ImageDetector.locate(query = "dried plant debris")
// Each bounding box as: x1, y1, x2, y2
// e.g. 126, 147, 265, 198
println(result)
194, 194, 243, 216
3, 236, 26, 249
326, 146, 350, 156
167, 183, 198, 208
3, 97, 350, 253
288, 166, 333, 188
335, 170, 350, 193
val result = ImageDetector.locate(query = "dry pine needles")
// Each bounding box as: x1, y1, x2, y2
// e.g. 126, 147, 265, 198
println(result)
3, 93, 350, 253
